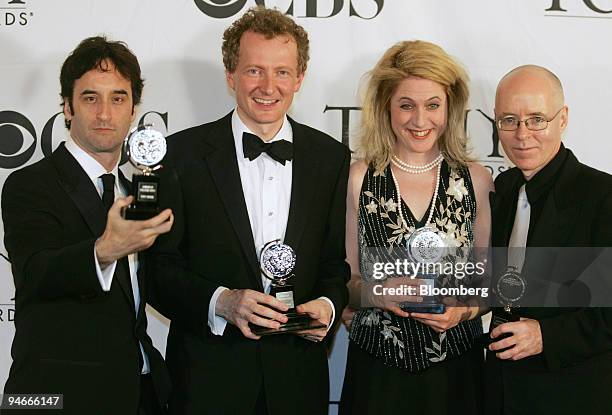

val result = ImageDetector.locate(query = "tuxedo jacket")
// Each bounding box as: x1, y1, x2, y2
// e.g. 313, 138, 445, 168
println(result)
147, 112, 351, 415
1, 144, 170, 415
485, 149, 612, 414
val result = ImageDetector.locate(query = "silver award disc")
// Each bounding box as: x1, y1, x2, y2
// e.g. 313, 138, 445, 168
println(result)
407, 227, 445, 264
260, 240, 296, 285
128, 125, 167, 167
495, 267, 526, 306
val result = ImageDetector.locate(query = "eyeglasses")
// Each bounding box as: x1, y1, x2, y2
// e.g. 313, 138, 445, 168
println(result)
496, 107, 564, 131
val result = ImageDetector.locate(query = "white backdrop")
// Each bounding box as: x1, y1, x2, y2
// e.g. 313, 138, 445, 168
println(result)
2, 0, 612, 413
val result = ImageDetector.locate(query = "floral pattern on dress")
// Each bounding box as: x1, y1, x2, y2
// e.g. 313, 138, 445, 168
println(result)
357, 165, 476, 364
425, 332, 448, 363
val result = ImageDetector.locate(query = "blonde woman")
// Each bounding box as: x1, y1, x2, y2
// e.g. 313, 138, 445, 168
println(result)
340, 40, 493, 414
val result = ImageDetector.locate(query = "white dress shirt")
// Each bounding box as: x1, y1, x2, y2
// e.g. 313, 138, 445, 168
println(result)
207, 111, 335, 335
64, 138, 149, 374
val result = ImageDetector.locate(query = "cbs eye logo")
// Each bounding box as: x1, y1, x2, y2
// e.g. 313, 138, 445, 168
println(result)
194, 0, 248, 18
0, 110, 168, 170
0, 111, 39, 169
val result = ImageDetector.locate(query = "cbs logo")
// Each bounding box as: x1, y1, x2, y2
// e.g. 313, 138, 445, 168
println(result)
194, 0, 248, 18
0, 110, 168, 170
0, 111, 39, 169
194, 0, 384, 19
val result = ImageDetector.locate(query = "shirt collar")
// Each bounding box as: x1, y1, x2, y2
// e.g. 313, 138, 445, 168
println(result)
64, 137, 120, 186
231, 109, 293, 160
523, 143, 568, 204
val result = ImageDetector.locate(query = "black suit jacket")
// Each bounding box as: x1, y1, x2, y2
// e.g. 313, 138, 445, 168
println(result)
147, 112, 351, 415
1, 144, 170, 415
485, 149, 612, 414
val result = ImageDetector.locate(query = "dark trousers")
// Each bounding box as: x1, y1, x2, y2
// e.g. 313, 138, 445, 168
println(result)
139, 374, 164, 415
254, 386, 269, 415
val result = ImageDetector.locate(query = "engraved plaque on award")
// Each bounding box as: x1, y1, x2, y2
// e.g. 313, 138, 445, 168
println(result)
123, 124, 166, 220
399, 227, 446, 314
251, 240, 327, 336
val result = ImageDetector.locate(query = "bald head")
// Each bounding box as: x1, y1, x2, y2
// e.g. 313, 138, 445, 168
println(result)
496, 65, 564, 109
494, 64, 569, 179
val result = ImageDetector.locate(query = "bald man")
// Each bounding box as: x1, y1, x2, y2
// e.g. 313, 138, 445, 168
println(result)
484, 65, 612, 414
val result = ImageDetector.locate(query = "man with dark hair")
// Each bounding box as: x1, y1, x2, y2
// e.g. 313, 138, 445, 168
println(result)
59, 36, 145, 129
485, 65, 612, 414
1, 36, 173, 414
147, 6, 350, 415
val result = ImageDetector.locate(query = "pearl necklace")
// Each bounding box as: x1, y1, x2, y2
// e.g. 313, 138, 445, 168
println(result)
391, 160, 442, 228
391, 153, 443, 174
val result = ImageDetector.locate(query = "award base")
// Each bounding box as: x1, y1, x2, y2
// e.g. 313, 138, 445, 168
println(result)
399, 301, 445, 314
251, 312, 327, 336
124, 174, 160, 220
251, 283, 327, 335
398, 275, 444, 314
478, 309, 520, 347
124, 205, 160, 220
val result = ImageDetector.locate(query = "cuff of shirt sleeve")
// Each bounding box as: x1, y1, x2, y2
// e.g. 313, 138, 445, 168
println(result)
208, 286, 229, 336
318, 296, 335, 333
94, 244, 117, 292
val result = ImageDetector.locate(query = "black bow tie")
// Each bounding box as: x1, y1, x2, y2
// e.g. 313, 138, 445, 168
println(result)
242, 132, 293, 165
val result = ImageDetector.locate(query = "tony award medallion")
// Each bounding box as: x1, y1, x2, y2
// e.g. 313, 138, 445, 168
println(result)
124, 124, 166, 220
251, 240, 327, 335
407, 227, 446, 265
399, 227, 446, 314
480, 266, 524, 347
493, 266, 525, 325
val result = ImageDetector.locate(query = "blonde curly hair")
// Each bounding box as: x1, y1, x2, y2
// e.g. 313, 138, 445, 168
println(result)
358, 40, 471, 173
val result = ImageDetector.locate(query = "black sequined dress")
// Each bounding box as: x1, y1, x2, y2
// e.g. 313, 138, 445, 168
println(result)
340, 161, 484, 414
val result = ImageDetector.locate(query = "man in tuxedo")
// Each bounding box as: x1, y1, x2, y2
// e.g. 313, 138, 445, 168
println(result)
485, 65, 612, 414
1, 36, 173, 415
147, 7, 350, 415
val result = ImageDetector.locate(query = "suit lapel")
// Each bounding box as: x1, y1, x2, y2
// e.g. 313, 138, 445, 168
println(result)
52, 144, 136, 309
519, 152, 581, 297
202, 113, 262, 289
284, 119, 320, 251
116, 258, 136, 312
200, 114, 321, 288
123, 168, 147, 318
490, 169, 523, 275
117, 169, 138, 311
52, 144, 106, 237
491, 171, 522, 248
118, 169, 131, 197
528, 151, 581, 247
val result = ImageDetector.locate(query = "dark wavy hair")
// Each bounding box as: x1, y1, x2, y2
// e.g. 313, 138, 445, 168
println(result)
60, 35, 144, 129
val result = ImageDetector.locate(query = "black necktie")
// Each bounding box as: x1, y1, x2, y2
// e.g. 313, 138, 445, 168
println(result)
100, 173, 115, 212
242, 132, 293, 165
100, 173, 137, 317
